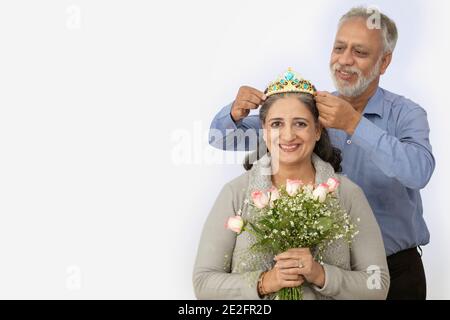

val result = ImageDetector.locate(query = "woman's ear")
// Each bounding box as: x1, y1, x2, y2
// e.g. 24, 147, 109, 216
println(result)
262, 121, 272, 154
262, 122, 268, 143
316, 122, 322, 141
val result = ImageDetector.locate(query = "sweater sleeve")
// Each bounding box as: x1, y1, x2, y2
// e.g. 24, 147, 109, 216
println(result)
312, 178, 390, 300
192, 183, 264, 300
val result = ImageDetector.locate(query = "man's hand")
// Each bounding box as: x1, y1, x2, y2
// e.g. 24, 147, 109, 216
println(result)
231, 86, 266, 122
315, 91, 362, 135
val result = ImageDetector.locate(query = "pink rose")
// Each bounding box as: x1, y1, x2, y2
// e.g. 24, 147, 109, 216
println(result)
313, 183, 329, 203
286, 179, 303, 196
268, 186, 280, 207
326, 178, 340, 193
225, 216, 244, 233
268, 186, 280, 202
251, 191, 269, 209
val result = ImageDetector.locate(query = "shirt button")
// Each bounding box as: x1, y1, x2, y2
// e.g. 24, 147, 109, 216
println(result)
346, 139, 352, 145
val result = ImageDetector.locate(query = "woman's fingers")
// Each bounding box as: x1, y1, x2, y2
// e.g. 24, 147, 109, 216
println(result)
275, 248, 311, 261
280, 267, 302, 275
280, 273, 301, 281
276, 259, 300, 269
281, 278, 305, 288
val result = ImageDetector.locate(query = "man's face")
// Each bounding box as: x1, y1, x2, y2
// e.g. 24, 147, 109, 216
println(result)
330, 17, 385, 97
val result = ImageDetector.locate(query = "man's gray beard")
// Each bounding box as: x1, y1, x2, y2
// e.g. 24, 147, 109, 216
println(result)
330, 57, 382, 98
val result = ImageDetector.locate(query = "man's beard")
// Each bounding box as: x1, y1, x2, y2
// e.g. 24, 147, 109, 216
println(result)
330, 57, 382, 98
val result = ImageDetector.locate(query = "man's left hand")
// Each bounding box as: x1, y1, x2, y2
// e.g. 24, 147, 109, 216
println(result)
315, 91, 362, 135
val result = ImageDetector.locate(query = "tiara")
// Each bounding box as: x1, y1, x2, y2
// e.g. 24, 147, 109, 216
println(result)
264, 67, 317, 97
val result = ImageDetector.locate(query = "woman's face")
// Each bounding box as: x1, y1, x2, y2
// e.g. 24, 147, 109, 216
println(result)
263, 96, 321, 167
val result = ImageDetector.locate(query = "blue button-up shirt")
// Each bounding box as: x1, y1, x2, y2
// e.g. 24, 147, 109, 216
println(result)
209, 87, 435, 256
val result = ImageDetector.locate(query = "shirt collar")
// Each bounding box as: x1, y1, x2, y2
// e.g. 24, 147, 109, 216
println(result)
363, 87, 384, 118
332, 87, 384, 118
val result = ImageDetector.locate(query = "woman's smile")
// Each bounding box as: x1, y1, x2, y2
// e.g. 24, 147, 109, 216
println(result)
279, 143, 302, 153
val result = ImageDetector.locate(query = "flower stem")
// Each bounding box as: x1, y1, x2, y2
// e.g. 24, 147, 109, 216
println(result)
277, 285, 303, 300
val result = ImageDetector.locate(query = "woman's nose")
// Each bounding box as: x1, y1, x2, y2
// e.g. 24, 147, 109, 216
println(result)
281, 126, 296, 141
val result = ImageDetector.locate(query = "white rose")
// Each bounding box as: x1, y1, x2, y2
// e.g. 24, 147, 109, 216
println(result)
225, 216, 244, 234
286, 179, 303, 196
326, 178, 340, 193
312, 183, 329, 203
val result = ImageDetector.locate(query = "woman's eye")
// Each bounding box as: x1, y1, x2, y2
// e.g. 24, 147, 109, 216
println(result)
270, 122, 282, 128
295, 122, 307, 128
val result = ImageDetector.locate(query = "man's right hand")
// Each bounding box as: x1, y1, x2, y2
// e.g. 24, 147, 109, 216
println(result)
230, 86, 266, 122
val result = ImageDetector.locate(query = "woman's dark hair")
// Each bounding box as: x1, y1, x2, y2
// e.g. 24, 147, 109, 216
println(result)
243, 92, 342, 172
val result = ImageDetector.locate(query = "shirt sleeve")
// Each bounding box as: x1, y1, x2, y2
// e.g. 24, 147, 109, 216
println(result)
350, 106, 435, 189
312, 180, 390, 300
192, 183, 264, 300
209, 103, 262, 151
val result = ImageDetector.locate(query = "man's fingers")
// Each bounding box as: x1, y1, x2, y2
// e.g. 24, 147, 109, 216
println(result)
240, 93, 264, 106
315, 95, 336, 107
319, 116, 331, 128
316, 102, 337, 118
236, 100, 260, 110
315, 91, 342, 105
316, 91, 333, 98
244, 87, 267, 101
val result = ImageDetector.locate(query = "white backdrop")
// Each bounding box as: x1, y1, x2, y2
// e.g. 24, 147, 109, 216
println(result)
0, 0, 449, 299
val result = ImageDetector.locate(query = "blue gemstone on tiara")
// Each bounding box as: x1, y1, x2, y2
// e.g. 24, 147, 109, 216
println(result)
285, 72, 294, 81
265, 68, 316, 97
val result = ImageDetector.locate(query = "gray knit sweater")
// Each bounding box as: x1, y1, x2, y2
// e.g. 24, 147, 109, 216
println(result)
193, 154, 390, 300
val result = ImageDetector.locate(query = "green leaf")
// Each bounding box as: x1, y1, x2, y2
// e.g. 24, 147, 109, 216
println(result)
317, 217, 333, 232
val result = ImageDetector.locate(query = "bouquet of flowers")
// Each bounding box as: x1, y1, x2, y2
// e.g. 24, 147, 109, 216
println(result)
225, 178, 358, 300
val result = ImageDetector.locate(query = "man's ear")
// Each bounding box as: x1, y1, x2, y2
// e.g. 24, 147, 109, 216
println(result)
380, 52, 393, 75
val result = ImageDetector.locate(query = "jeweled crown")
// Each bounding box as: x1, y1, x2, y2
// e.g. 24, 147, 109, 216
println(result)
264, 67, 317, 97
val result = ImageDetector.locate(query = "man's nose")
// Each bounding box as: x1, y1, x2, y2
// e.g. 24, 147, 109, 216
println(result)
338, 48, 354, 66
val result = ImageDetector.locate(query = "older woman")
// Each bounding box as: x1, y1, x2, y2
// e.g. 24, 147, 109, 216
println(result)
193, 69, 389, 300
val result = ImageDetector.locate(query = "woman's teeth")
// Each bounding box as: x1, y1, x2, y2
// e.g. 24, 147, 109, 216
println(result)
279, 144, 300, 152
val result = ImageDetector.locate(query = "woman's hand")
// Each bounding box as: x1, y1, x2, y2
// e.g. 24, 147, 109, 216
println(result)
274, 248, 326, 288
262, 264, 305, 294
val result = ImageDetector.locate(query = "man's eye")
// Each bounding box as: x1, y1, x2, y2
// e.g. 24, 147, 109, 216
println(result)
334, 47, 343, 52
355, 50, 367, 56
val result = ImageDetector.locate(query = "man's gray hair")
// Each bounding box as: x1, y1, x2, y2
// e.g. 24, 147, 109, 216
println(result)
339, 6, 398, 54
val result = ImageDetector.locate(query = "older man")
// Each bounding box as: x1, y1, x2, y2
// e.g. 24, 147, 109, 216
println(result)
208, 7, 435, 300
